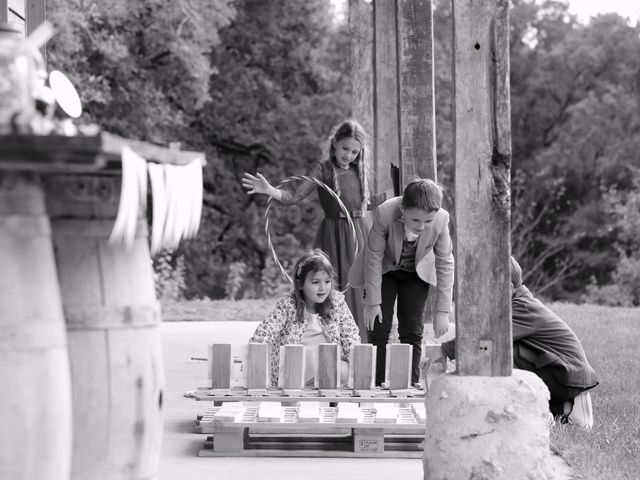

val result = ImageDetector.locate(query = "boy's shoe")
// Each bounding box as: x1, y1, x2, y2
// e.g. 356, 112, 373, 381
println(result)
563, 392, 593, 430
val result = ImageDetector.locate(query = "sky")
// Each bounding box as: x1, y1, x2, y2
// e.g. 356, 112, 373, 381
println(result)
331, 1, 640, 25
567, 0, 640, 23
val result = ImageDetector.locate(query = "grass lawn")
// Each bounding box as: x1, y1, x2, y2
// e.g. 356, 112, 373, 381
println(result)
163, 299, 640, 479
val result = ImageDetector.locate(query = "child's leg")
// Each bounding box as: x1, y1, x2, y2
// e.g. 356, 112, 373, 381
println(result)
370, 271, 398, 385
396, 272, 429, 384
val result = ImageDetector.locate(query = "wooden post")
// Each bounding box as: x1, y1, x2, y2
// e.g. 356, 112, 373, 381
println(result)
452, 0, 512, 376
373, 0, 397, 196
1, 1, 8, 23
25, 0, 46, 62
397, 0, 437, 184
349, 0, 375, 192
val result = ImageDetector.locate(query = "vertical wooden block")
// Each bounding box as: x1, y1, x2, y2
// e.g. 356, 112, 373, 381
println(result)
349, 344, 376, 390
209, 344, 231, 389
278, 344, 304, 389
385, 344, 412, 390
316, 343, 339, 389
247, 343, 269, 389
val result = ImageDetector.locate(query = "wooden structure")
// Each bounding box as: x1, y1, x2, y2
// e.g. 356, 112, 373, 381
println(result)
192, 341, 432, 458
349, 0, 512, 376
349, 0, 440, 326
0, 133, 204, 480
452, 0, 512, 376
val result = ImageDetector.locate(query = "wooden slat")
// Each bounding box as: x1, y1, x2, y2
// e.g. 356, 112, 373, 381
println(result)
397, 0, 436, 185
385, 344, 412, 389
349, 0, 375, 193
247, 343, 269, 389
373, 0, 397, 196
25, 0, 45, 61
316, 343, 339, 389
452, 0, 512, 376
210, 344, 231, 389
278, 345, 304, 389
1, 0, 9, 22
349, 344, 376, 390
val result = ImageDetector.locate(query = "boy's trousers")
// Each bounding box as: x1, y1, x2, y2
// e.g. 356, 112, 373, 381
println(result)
369, 269, 428, 385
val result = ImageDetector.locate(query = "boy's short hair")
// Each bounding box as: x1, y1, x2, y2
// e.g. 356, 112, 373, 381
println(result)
401, 178, 443, 211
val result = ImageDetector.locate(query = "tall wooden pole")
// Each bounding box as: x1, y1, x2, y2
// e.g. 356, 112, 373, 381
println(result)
373, 0, 397, 196
452, 0, 512, 376
397, 0, 436, 185
349, 0, 375, 192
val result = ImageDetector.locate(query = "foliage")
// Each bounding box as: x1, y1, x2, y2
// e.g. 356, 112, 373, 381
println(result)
153, 251, 186, 302
46, 0, 235, 143
224, 261, 246, 300
179, 0, 351, 298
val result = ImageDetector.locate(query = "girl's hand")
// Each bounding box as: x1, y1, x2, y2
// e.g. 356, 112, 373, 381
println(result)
242, 172, 272, 195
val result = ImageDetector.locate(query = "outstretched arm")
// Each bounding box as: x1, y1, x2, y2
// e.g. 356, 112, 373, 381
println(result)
242, 172, 283, 201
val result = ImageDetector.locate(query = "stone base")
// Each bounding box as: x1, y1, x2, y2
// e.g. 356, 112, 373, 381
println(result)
423, 369, 562, 480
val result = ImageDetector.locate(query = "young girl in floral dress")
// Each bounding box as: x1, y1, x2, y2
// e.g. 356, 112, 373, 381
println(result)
249, 249, 361, 386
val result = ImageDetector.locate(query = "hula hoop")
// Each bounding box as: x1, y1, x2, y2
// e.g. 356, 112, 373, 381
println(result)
265, 175, 359, 285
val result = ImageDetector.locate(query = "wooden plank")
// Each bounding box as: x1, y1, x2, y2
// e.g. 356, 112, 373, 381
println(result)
278, 345, 304, 389
397, 0, 436, 185
349, 0, 375, 194
25, 0, 45, 61
385, 344, 412, 390
316, 343, 339, 389
349, 344, 376, 390
247, 343, 269, 390
373, 0, 397, 196
7, 0, 23, 16
1, 1, 8, 23
452, 0, 512, 376
209, 344, 231, 389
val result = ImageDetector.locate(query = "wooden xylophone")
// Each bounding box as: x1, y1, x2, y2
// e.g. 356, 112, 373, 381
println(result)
191, 342, 446, 457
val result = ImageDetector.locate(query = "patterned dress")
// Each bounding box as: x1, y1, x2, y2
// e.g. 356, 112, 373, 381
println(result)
249, 291, 361, 386
277, 160, 372, 341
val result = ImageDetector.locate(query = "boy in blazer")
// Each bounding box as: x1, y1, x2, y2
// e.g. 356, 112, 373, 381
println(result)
349, 178, 454, 385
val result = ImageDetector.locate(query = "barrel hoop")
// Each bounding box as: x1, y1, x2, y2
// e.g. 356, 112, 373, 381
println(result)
0, 322, 67, 349
0, 215, 51, 235
52, 219, 148, 237
64, 304, 162, 330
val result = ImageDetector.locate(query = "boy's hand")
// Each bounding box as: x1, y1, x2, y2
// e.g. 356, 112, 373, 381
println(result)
364, 305, 382, 331
433, 311, 449, 338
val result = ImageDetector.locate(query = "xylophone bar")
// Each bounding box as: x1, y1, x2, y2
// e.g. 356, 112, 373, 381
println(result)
207, 342, 424, 394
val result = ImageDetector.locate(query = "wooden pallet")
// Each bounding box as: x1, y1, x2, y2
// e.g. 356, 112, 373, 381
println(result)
196, 402, 426, 458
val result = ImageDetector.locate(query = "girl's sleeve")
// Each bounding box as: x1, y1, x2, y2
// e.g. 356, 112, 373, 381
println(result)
277, 162, 323, 204
249, 296, 290, 345
335, 293, 361, 360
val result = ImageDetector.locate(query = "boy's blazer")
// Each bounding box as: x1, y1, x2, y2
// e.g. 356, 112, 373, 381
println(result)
348, 197, 454, 313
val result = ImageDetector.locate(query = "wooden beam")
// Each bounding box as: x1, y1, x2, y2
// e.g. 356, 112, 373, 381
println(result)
373, 0, 397, 196
1, 1, 8, 23
349, 0, 376, 194
25, 0, 46, 62
397, 0, 436, 185
452, 0, 512, 376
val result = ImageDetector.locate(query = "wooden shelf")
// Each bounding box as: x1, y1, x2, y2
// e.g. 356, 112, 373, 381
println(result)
0, 132, 205, 174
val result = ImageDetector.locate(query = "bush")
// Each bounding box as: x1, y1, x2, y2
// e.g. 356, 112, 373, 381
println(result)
154, 252, 187, 302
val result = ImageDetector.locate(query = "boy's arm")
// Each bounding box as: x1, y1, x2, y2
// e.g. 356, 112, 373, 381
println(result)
433, 211, 455, 315
362, 205, 389, 306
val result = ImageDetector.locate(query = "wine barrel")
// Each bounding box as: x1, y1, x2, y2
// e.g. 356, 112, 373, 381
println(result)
0, 172, 72, 480
45, 175, 164, 480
